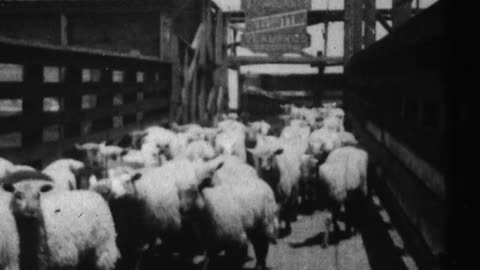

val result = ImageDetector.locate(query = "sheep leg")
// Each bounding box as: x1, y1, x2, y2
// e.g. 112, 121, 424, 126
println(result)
251, 234, 269, 270
225, 243, 248, 270
323, 214, 332, 248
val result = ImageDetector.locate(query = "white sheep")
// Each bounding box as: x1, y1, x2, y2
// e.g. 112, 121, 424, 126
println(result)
197, 163, 279, 270
0, 192, 19, 270
89, 158, 224, 268
317, 146, 368, 247
247, 141, 302, 236
214, 129, 247, 162
0, 157, 15, 180
180, 140, 217, 161
42, 159, 86, 190
2, 181, 120, 270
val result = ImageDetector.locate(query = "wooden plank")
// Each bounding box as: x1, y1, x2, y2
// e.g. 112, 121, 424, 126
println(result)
225, 9, 423, 24
227, 55, 343, 66
344, 0, 363, 64
348, 110, 445, 270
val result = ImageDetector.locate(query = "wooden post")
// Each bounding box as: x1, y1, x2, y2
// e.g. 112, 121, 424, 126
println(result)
344, 0, 363, 65
190, 69, 198, 123
21, 64, 43, 147
60, 14, 68, 46
363, 0, 376, 48
64, 66, 82, 138
392, 0, 413, 29
159, 14, 173, 61
169, 35, 181, 123
181, 49, 190, 124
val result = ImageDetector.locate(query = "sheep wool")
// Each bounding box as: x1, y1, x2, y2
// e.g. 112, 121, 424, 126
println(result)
4, 181, 120, 270
0, 193, 19, 270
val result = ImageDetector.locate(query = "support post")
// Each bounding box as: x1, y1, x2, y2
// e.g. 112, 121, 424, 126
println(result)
363, 0, 376, 48
344, 0, 363, 65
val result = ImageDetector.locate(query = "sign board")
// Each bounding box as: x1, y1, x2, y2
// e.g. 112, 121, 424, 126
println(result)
241, 0, 310, 56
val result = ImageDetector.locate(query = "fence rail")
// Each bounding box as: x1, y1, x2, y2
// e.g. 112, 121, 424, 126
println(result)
0, 36, 172, 167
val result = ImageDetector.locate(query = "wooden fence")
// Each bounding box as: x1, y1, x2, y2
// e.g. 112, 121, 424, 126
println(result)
0, 37, 171, 167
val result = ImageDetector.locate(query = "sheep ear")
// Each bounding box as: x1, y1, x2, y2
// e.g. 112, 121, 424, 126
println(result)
215, 161, 224, 171
89, 175, 98, 187
2, 183, 15, 193
74, 143, 83, 150
120, 149, 129, 156
131, 173, 142, 182
273, 148, 284, 156
40, 184, 53, 193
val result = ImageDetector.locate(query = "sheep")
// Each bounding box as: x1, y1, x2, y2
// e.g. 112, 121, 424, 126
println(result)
0, 157, 15, 180
180, 140, 217, 161
0, 170, 53, 186
120, 148, 160, 169
89, 158, 225, 269
247, 141, 302, 236
0, 192, 19, 270
214, 129, 247, 162
196, 164, 279, 270
42, 159, 87, 190
2, 180, 120, 270
317, 146, 369, 247
248, 121, 271, 136
299, 154, 320, 207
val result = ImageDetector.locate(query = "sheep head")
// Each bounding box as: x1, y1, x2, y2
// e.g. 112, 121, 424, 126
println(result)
3, 181, 54, 218
247, 147, 283, 172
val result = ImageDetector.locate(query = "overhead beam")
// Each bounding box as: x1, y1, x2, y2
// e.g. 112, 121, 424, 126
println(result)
227, 55, 343, 67
378, 16, 393, 33
225, 9, 423, 25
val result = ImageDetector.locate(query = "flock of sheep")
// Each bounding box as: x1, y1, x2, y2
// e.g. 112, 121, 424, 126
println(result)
0, 102, 369, 270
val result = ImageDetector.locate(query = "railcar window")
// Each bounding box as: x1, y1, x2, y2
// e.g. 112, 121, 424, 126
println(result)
0, 132, 21, 148
82, 68, 101, 83
0, 99, 22, 116
113, 115, 123, 128
112, 70, 124, 83
81, 120, 92, 135
113, 94, 123, 106
43, 66, 66, 83
136, 71, 144, 83
81, 94, 97, 109
43, 125, 61, 142
0, 63, 23, 82
43, 97, 62, 112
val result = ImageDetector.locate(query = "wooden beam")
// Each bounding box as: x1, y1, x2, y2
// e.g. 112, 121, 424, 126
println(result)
378, 16, 393, 33
215, 9, 224, 66
363, 0, 376, 48
227, 56, 343, 66
392, 0, 413, 28
224, 9, 423, 24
